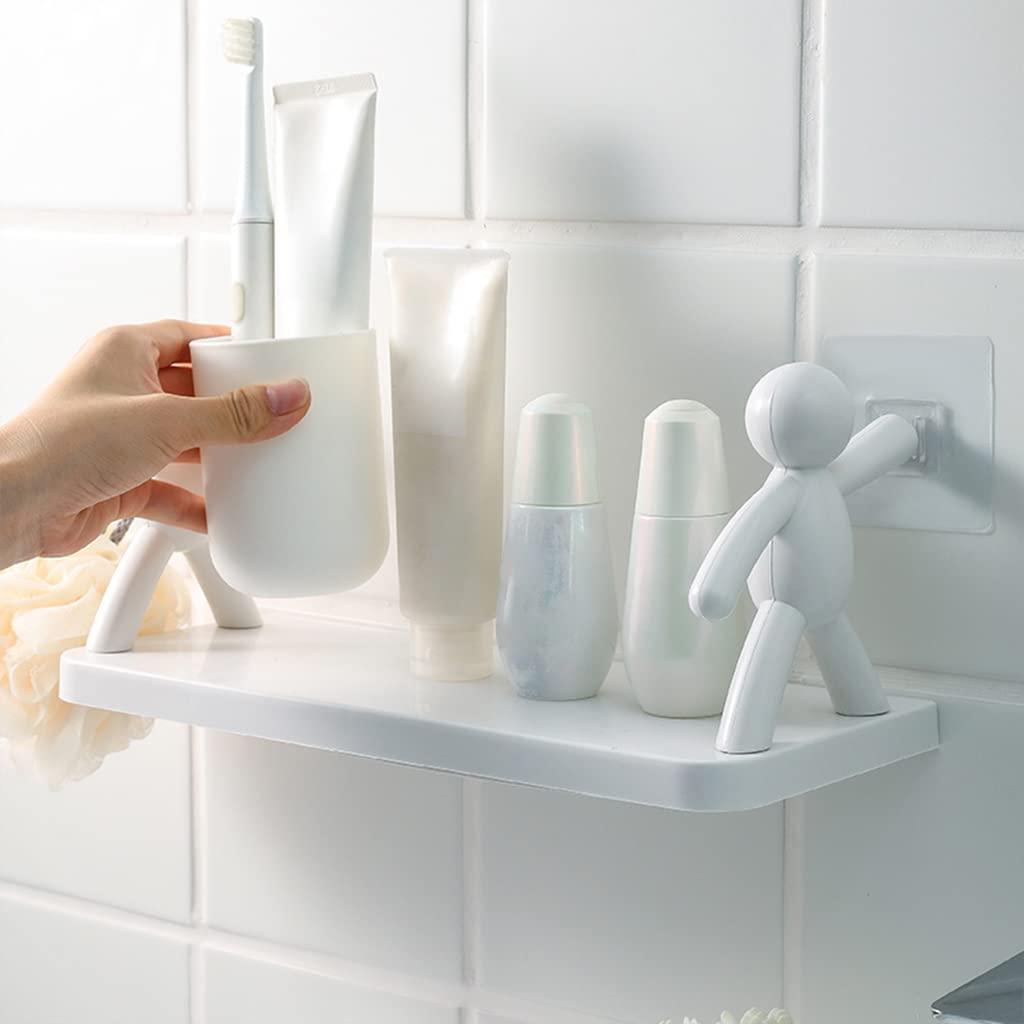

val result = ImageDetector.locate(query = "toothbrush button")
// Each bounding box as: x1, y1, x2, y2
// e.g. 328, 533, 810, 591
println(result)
231, 282, 245, 323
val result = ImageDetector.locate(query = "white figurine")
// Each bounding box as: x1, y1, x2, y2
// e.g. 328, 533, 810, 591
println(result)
689, 363, 919, 754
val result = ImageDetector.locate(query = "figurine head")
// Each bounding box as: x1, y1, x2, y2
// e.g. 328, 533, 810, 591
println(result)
745, 363, 854, 468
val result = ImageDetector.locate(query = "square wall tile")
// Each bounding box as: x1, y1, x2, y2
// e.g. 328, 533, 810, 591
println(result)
0, 231, 186, 421
822, 0, 1024, 228
796, 693, 1024, 1023
0, 0, 185, 211
204, 949, 459, 1024
506, 245, 795, 596
202, 732, 463, 980
0, 897, 189, 1024
479, 783, 783, 1023
197, 0, 466, 217
484, 0, 801, 223
0, 723, 191, 921
812, 255, 1024, 681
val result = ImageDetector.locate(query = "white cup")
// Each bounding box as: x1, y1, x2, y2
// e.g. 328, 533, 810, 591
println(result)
190, 331, 389, 597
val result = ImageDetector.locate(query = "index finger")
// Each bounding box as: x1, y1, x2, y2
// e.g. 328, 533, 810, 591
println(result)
142, 319, 231, 367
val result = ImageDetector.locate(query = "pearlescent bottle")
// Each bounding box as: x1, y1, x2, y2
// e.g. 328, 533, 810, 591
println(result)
623, 400, 742, 717
497, 394, 618, 701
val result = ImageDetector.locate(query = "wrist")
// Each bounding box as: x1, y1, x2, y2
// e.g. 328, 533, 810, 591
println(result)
0, 416, 45, 568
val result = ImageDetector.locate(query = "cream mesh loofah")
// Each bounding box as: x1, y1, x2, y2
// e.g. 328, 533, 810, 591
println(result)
665, 1010, 793, 1024
0, 534, 190, 786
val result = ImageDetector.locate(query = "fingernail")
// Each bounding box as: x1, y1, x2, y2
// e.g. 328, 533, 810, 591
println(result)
266, 378, 309, 416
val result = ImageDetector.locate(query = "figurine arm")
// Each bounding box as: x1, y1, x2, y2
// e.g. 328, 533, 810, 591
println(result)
829, 414, 919, 495
689, 472, 802, 621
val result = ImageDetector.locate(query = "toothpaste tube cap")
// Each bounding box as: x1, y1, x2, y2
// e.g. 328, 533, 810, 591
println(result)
410, 623, 494, 682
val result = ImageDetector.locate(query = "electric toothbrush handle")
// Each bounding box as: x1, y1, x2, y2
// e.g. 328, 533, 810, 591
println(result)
87, 524, 177, 653
184, 544, 262, 629
231, 221, 274, 340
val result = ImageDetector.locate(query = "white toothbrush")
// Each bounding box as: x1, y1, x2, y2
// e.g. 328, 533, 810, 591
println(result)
223, 16, 274, 339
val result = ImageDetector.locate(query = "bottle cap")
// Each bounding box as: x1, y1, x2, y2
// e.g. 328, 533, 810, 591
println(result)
511, 394, 600, 506
634, 400, 730, 517
411, 623, 494, 681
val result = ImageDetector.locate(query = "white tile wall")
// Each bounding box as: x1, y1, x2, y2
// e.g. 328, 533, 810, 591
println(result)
0, 0, 186, 212
811, 255, 1024, 682
3, 2, 1024, 1022
485, 0, 802, 224
0, 232, 186, 421
821, 0, 1024, 229
478, 783, 784, 1023
201, 732, 464, 980
796, 689, 1024, 1023
0, 723, 191, 921
196, 0, 466, 217
204, 949, 460, 1024
0, 897, 190, 1024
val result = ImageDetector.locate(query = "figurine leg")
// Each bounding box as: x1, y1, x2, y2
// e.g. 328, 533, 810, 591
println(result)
184, 544, 262, 630
807, 614, 889, 717
716, 600, 806, 754
87, 524, 177, 653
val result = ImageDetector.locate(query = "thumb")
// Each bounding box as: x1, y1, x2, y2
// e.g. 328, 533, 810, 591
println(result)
179, 377, 310, 446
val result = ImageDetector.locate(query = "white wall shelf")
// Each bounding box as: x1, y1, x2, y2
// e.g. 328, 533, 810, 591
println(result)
59, 610, 939, 813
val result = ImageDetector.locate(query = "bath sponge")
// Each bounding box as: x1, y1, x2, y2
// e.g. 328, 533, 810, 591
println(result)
0, 531, 190, 786
670, 1010, 794, 1024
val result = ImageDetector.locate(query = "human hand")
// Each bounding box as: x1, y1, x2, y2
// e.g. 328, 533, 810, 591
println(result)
0, 319, 310, 567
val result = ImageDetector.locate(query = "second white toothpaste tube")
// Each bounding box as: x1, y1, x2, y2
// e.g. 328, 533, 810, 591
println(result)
386, 248, 510, 681
274, 73, 377, 336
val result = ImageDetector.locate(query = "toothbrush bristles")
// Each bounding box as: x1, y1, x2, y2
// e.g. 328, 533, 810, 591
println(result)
222, 17, 261, 66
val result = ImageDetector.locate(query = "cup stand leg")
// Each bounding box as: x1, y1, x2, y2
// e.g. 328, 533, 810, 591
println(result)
87, 523, 261, 653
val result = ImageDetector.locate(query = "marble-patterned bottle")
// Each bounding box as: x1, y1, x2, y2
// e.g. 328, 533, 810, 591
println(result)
497, 394, 618, 700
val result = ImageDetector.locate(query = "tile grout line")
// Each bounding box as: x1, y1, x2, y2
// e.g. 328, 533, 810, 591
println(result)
793, 0, 825, 365
4, 208, 1024, 259
464, 0, 485, 223
189, 726, 209, 1024
0, 875, 466, 1008
0, 867, 719, 1024
183, 1, 204, 1017
461, 777, 484, 995
793, 251, 816, 362
0, 877, 196, 944
184, 0, 200, 217
798, 0, 825, 229
182, 4, 205, 1019
189, 944, 205, 1024
781, 797, 806, 1020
